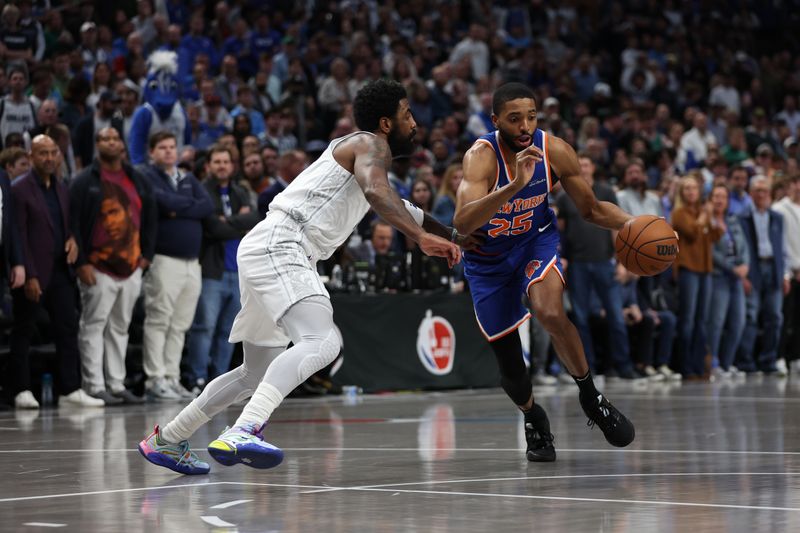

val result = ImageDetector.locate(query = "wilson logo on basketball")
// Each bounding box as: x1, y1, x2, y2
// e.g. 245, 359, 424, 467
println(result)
416, 310, 455, 376
525, 259, 542, 278
656, 244, 677, 256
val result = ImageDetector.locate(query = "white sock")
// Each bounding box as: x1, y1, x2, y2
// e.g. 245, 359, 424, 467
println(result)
161, 401, 211, 443
234, 382, 284, 428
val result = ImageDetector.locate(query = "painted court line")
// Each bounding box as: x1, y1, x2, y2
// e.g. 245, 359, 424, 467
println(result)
201, 516, 236, 527
350, 487, 800, 512
2, 447, 800, 456
210, 499, 252, 509
300, 472, 800, 494
0, 481, 332, 504
22, 523, 66, 528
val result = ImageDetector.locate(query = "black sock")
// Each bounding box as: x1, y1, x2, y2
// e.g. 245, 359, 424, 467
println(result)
524, 402, 551, 434
573, 371, 600, 399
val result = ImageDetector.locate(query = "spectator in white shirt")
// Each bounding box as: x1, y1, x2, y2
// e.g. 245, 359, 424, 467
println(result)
449, 24, 489, 81
678, 112, 717, 171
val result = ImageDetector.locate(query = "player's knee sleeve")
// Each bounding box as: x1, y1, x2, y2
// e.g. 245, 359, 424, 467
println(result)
490, 331, 533, 406
297, 329, 341, 382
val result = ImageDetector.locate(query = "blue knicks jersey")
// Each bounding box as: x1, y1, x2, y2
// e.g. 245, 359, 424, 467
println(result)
465, 129, 559, 257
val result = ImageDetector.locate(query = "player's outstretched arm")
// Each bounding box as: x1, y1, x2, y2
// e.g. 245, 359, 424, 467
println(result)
453, 142, 540, 235
353, 136, 461, 266
550, 136, 632, 231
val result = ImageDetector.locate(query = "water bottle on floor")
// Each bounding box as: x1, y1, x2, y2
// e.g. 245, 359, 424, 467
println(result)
41, 373, 54, 407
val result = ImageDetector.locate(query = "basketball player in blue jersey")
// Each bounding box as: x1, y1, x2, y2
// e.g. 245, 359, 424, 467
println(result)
455, 83, 636, 461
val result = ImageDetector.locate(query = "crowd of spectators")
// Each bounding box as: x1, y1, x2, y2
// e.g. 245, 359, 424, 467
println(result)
0, 1, 799, 409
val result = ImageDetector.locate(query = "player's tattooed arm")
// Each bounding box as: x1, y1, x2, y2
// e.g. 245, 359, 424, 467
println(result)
550, 136, 632, 231
353, 136, 425, 242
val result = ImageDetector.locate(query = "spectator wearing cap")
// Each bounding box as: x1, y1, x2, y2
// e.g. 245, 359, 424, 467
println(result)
257, 149, 307, 217
678, 112, 717, 171
0, 66, 37, 149
116, 79, 141, 142
754, 143, 777, 178
79, 22, 107, 74
772, 174, 800, 374
737, 176, 789, 374
74, 91, 124, 169
230, 86, 265, 138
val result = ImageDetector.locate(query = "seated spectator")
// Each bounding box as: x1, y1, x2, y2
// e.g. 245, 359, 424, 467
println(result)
432, 163, 462, 226
139, 131, 213, 400
618, 269, 664, 380
410, 178, 434, 213
71, 127, 156, 405
230, 85, 265, 138
672, 176, 724, 379
678, 112, 717, 171
737, 176, 788, 374
9, 135, 102, 408
707, 184, 750, 376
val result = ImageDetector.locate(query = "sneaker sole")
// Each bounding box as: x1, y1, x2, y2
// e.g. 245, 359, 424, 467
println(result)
207, 439, 284, 469
526, 448, 556, 462
137, 443, 209, 475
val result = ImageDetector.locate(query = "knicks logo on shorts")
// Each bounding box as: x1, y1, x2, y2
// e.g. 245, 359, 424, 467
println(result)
416, 310, 455, 375
525, 259, 542, 278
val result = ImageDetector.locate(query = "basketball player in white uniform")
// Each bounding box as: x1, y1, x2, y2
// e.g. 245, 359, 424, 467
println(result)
138, 80, 467, 474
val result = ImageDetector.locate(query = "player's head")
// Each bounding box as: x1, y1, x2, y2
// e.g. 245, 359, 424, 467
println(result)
353, 79, 417, 156
492, 83, 537, 153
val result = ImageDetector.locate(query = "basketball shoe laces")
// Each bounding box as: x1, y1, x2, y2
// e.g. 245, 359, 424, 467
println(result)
585, 394, 621, 432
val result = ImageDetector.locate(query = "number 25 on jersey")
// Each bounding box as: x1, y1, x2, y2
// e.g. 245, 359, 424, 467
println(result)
488, 211, 533, 238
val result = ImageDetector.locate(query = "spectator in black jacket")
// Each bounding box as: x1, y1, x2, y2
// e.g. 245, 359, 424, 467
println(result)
186, 144, 258, 389
138, 131, 213, 401
70, 127, 157, 405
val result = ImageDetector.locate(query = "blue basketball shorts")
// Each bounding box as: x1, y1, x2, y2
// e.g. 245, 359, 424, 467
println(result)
463, 229, 565, 341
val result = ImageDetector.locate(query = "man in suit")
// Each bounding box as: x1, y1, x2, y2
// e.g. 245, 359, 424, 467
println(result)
737, 176, 789, 374
9, 135, 104, 408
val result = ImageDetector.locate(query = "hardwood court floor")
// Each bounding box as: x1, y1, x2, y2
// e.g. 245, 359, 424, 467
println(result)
0, 377, 799, 532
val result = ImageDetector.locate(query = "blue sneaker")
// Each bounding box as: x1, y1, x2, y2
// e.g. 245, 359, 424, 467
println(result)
138, 425, 210, 475
207, 423, 284, 469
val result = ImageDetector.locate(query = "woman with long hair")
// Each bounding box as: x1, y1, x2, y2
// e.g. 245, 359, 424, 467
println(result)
707, 184, 750, 377
671, 176, 724, 379
432, 163, 463, 226
410, 178, 435, 213
87, 61, 114, 109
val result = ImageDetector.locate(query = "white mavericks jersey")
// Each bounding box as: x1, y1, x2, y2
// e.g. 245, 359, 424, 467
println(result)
268, 132, 374, 260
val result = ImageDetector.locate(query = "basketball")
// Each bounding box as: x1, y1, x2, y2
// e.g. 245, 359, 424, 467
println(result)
615, 215, 677, 276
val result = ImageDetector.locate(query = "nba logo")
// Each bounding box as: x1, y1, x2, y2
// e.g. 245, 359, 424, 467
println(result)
525, 259, 542, 278
416, 310, 455, 375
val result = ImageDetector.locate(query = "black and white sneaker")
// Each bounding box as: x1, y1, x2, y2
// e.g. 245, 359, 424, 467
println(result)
580, 392, 635, 447
525, 422, 556, 462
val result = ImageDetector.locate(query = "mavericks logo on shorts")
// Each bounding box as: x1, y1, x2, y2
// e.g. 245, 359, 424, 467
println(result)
525, 259, 542, 279
416, 310, 455, 375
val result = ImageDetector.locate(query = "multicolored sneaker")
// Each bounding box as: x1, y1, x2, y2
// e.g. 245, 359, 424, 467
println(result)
207, 423, 284, 469
138, 425, 210, 475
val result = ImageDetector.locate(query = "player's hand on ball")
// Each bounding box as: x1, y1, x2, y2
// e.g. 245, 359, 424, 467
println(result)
513, 145, 542, 189
419, 232, 462, 268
